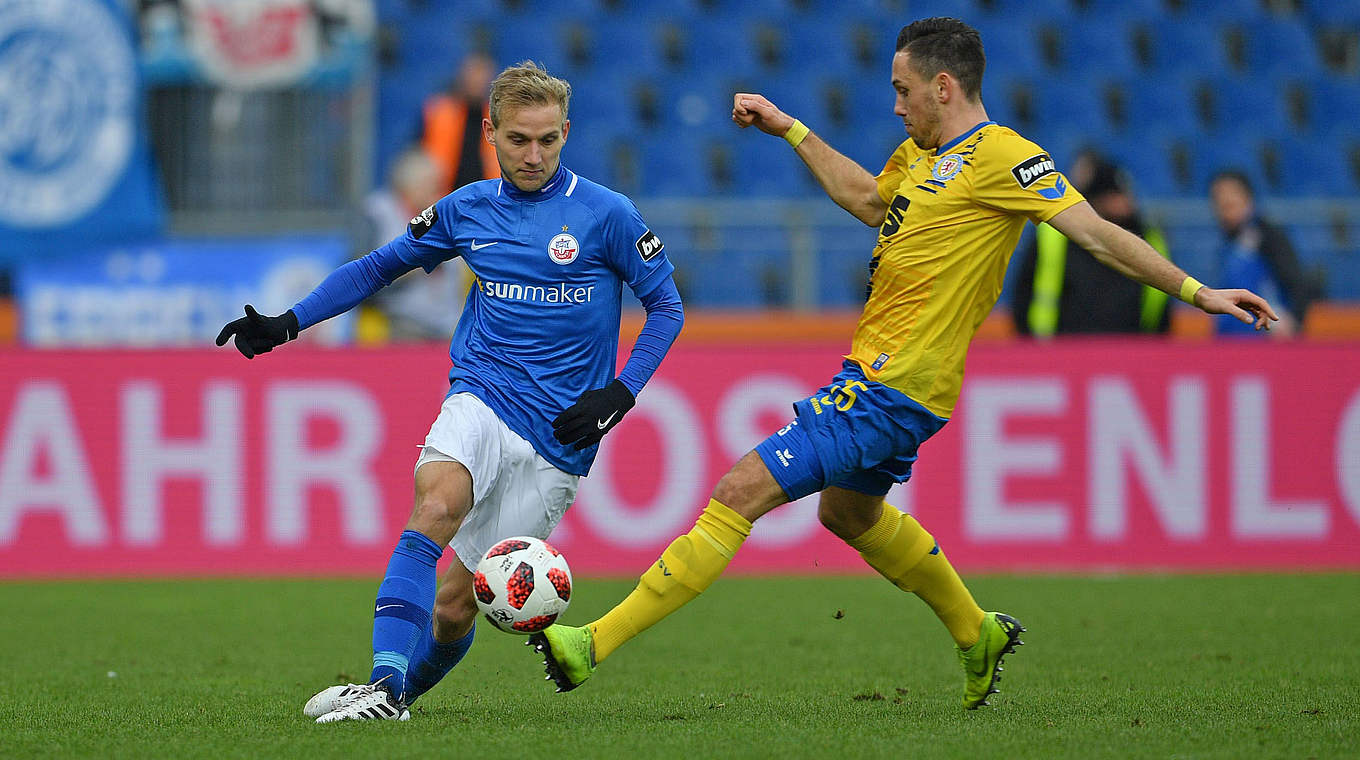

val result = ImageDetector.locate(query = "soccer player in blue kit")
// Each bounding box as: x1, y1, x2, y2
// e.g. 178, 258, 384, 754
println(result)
215, 62, 684, 722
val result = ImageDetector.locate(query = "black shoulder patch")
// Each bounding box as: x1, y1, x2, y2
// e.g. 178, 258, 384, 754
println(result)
408, 204, 437, 239
635, 229, 664, 261
1011, 154, 1057, 188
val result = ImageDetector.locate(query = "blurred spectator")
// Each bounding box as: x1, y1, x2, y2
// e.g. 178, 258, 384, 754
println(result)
422, 52, 500, 193
359, 148, 469, 341
1208, 169, 1316, 338
1013, 155, 1173, 336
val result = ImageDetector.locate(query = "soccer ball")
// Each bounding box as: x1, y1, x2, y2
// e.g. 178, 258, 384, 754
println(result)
473, 536, 572, 634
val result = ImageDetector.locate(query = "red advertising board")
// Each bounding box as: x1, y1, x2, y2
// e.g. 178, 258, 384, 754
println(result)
1, 341, 1357, 577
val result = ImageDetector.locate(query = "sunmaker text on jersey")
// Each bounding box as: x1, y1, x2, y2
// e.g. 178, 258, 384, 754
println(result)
476, 279, 597, 304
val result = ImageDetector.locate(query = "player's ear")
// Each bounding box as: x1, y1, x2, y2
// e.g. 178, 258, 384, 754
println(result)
482, 117, 496, 145
560, 119, 570, 142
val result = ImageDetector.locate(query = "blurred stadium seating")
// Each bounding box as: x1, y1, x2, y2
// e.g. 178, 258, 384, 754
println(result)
2, 0, 1357, 346
350, 0, 1360, 311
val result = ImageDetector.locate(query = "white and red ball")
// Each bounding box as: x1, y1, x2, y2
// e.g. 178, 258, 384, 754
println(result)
473, 536, 572, 634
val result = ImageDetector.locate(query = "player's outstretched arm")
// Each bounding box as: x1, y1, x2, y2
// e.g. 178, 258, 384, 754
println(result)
215, 304, 300, 358
732, 93, 887, 226
1048, 202, 1279, 331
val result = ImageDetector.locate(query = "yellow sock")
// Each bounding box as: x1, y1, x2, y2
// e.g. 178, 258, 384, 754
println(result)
846, 504, 985, 648
590, 499, 751, 663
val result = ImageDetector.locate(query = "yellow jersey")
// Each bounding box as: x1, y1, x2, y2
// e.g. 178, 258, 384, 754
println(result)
849, 121, 1085, 417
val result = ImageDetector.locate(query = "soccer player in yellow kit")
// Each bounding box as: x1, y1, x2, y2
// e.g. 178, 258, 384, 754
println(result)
530, 17, 1278, 708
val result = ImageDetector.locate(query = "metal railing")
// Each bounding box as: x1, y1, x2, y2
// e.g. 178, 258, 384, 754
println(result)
148, 80, 375, 237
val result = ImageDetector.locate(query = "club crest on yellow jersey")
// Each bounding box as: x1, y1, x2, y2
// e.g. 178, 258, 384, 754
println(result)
932, 154, 964, 181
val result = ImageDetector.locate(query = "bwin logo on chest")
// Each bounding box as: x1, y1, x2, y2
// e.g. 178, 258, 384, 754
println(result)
479, 280, 596, 304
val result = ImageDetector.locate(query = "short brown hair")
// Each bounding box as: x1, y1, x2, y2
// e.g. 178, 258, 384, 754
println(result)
896, 17, 985, 102
488, 60, 571, 127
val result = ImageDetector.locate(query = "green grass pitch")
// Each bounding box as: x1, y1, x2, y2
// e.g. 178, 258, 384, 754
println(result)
2, 573, 1356, 759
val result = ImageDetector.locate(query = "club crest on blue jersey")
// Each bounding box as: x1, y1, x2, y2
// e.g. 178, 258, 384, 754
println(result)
932, 154, 964, 181
548, 232, 580, 265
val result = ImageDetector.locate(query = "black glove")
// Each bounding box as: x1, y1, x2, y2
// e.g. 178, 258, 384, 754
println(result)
215, 305, 300, 359
552, 379, 636, 451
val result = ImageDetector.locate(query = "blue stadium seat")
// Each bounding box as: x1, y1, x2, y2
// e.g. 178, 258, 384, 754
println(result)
683, 17, 764, 77
577, 19, 665, 76
1177, 0, 1269, 24
1321, 250, 1360, 300
1302, 0, 1360, 26
1188, 129, 1268, 194
837, 15, 897, 68
491, 24, 571, 72
971, 17, 1045, 77
1311, 77, 1360, 138
501, 0, 606, 19
977, 0, 1075, 24
980, 72, 1027, 128
1119, 74, 1199, 136
655, 72, 732, 134
637, 133, 717, 197
1071, 0, 1165, 23
568, 70, 640, 132
782, 22, 858, 78
1030, 78, 1109, 145
667, 0, 792, 20
1102, 133, 1181, 198
1050, 20, 1139, 74
1140, 19, 1231, 77
816, 242, 872, 308
874, 0, 963, 25
726, 132, 809, 197
1243, 18, 1325, 78
685, 244, 786, 308
1201, 74, 1292, 137
1310, 133, 1360, 195
846, 75, 898, 125
746, 78, 826, 135
799, 73, 858, 133
561, 125, 623, 186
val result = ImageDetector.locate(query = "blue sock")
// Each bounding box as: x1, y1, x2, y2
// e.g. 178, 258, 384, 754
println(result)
404, 622, 476, 703
370, 529, 443, 701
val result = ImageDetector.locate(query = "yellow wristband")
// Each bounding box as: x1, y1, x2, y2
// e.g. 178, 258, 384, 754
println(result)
783, 119, 809, 148
1179, 276, 1204, 304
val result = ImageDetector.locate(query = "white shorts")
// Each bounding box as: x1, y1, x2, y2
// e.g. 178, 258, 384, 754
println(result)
416, 393, 579, 571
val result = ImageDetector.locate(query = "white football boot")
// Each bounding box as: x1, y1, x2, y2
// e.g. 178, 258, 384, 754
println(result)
314, 687, 410, 723
303, 683, 370, 718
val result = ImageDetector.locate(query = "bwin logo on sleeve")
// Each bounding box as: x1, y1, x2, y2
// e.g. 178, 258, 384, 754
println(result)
1010, 153, 1058, 188
0, 0, 137, 227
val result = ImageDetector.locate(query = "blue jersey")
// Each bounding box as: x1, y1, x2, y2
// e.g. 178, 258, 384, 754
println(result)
295, 165, 675, 476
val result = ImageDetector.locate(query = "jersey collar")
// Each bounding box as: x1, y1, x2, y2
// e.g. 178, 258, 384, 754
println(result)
498, 164, 570, 202
935, 121, 995, 154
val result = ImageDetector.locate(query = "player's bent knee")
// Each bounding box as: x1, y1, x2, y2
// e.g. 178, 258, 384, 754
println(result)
408, 496, 462, 536
711, 452, 787, 523
817, 502, 852, 537
817, 490, 885, 541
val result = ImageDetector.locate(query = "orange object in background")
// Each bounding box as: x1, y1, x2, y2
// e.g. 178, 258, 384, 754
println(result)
0, 299, 17, 345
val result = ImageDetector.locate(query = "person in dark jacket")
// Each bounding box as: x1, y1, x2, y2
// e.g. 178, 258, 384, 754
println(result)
1013, 156, 1172, 336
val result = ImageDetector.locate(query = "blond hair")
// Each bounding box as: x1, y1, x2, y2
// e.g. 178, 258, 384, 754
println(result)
488, 60, 571, 127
